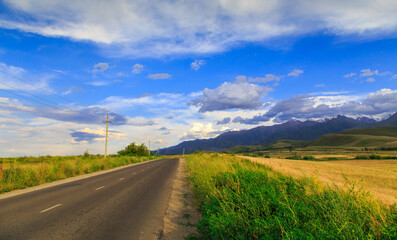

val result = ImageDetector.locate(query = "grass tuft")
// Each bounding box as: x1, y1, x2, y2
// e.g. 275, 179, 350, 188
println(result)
186, 153, 397, 239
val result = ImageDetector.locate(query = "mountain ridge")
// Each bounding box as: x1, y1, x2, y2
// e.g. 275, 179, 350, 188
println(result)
160, 113, 397, 155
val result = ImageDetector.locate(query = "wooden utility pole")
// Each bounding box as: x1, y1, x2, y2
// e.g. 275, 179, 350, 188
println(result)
105, 115, 109, 159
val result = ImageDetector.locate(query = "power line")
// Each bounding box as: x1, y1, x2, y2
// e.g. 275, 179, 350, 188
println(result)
0, 69, 75, 104
0, 88, 58, 109
0, 80, 61, 108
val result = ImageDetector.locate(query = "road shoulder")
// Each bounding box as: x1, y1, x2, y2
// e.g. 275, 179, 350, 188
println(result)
162, 158, 200, 239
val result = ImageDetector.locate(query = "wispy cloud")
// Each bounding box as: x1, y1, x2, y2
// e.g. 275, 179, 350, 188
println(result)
287, 69, 304, 77
3, 1, 397, 57
148, 73, 171, 80
85, 81, 111, 86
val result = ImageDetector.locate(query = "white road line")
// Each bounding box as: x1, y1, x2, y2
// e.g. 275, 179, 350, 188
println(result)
40, 204, 62, 213
119, 178, 124, 181
95, 186, 105, 191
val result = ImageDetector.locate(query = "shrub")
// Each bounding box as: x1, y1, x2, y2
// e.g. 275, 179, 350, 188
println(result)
303, 155, 316, 161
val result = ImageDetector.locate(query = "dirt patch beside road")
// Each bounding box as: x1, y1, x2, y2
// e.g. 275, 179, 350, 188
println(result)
162, 158, 200, 239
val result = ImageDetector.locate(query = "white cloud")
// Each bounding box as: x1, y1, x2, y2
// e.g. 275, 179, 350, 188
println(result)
287, 69, 304, 77
190, 76, 271, 112
315, 84, 325, 87
191, 60, 206, 71
248, 74, 283, 83
180, 122, 224, 140
234, 88, 397, 124
360, 68, 390, 77
148, 73, 172, 80
393, 74, 397, 79
2, 1, 397, 57
101, 92, 188, 110
92, 62, 109, 72
344, 72, 356, 78
132, 64, 143, 74
366, 77, 375, 82
62, 87, 85, 95
0, 62, 52, 91
85, 80, 111, 86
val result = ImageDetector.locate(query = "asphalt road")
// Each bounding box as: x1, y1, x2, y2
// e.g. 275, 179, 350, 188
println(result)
0, 158, 180, 240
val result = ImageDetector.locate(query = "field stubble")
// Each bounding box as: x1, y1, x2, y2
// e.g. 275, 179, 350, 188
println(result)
245, 156, 397, 205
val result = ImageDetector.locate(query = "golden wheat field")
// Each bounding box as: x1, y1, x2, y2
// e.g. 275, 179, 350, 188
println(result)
244, 156, 397, 205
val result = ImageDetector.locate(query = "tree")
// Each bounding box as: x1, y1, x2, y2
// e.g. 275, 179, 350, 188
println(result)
118, 142, 151, 156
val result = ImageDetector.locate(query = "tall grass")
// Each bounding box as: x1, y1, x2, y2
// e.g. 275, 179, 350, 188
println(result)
0, 155, 157, 194
186, 153, 397, 239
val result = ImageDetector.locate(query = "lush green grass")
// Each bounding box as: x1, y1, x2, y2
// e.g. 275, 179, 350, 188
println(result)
0, 154, 158, 194
186, 153, 397, 239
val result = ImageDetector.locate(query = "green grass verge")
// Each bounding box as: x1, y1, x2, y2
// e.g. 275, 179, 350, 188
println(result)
186, 153, 397, 239
0, 155, 158, 194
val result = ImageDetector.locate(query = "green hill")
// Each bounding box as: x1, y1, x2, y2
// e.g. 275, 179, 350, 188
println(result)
224, 140, 308, 153
309, 126, 397, 148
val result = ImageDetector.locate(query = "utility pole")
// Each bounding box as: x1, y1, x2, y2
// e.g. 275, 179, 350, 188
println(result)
105, 115, 109, 159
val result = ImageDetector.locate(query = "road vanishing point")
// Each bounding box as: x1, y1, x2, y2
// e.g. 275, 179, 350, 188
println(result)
0, 158, 179, 240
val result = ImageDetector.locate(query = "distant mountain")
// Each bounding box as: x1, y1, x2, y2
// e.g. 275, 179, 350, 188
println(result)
160, 113, 397, 155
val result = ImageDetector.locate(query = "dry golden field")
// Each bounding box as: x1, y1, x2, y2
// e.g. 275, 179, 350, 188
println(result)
244, 156, 397, 205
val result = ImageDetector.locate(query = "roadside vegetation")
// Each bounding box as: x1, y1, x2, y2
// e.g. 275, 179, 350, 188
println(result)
0, 143, 158, 194
186, 153, 397, 239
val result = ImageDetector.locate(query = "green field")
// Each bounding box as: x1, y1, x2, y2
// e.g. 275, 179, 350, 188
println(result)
186, 153, 397, 239
0, 154, 158, 194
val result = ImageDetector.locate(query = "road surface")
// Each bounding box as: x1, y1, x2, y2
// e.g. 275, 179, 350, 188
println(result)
0, 158, 180, 240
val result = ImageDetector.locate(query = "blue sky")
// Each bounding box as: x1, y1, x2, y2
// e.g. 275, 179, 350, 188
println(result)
0, 0, 396, 156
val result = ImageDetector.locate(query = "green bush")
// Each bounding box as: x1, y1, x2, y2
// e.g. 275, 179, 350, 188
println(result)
303, 155, 316, 161
117, 142, 151, 156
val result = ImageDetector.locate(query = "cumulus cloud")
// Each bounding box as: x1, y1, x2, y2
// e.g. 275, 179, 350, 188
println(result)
233, 88, 397, 124
180, 122, 229, 140
393, 74, 397, 79
132, 64, 143, 74
315, 84, 325, 87
191, 60, 206, 71
92, 62, 109, 72
191, 76, 271, 112
287, 69, 304, 77
2, 1, 397, 57
148, 73, 171, 80
366, 77, 375, 82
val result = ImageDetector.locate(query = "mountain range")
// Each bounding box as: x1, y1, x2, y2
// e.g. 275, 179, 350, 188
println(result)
160, 113, 397, 155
